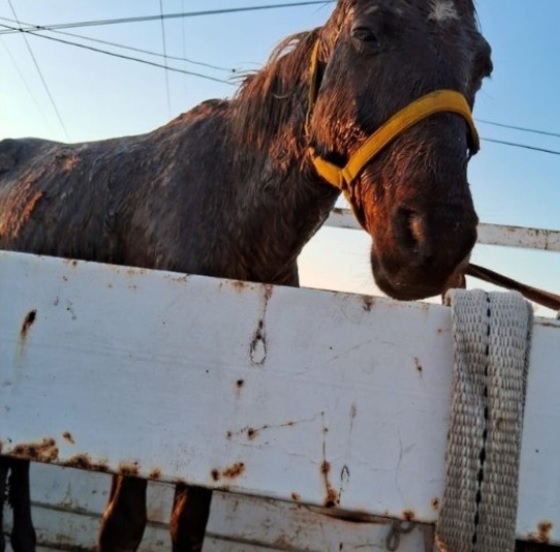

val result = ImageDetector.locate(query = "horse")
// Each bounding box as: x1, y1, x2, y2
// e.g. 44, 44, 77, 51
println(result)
0, 0, 493, 550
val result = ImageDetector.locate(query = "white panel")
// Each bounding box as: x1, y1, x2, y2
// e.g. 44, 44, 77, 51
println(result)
0, 251, 558, 545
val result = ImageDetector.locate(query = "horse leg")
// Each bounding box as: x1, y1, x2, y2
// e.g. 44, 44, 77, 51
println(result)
98, 475, 147, 552
170, 484, 212, 552
0, 457, 8, 552
8, 459, 36, 552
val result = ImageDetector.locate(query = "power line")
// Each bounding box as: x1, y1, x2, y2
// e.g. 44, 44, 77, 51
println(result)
477, 119, 560, 140
481, 138, 560, 156
62, 29, 237, 73
0, 23, 235, 85
0, 37, 54, 133
0, 16, 238, 73
6, 0, 70, 140
0, 2, 334, 35
159, 0, 172, 117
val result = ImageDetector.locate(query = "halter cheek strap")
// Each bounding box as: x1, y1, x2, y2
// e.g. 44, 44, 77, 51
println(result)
306, 41, 480, 191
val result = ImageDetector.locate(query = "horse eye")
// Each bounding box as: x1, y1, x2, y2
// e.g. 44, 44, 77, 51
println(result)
352, 26, 378, 44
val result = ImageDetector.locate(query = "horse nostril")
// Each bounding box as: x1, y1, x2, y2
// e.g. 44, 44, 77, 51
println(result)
395, 207, 432, 259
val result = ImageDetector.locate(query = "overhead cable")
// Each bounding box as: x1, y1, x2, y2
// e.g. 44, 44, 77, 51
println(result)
477, 119, 560, 140
0, 23, 235, 85
0, 2, 335, 35
0, 16, 238, 72
481, 138, 560, 156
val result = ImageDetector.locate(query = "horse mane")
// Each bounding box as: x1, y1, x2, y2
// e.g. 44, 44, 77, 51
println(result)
230, 29, 320, 149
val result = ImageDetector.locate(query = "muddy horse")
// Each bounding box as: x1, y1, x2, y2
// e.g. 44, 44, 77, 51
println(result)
0, 1, 493, 550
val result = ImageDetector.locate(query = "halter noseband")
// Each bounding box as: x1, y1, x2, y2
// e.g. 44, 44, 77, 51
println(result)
306, 40, 480, 192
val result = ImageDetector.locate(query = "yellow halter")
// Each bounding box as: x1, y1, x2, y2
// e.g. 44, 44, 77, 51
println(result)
306, 41, 480, 191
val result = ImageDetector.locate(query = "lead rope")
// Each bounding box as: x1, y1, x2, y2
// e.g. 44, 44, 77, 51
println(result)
435, 290, 533, 552
466, 263, 560, 313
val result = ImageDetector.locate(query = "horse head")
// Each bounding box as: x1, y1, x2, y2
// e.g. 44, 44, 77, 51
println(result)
308, 0, 493, 300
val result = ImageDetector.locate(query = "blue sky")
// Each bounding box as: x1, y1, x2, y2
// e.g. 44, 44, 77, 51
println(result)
1, 1, 558, 314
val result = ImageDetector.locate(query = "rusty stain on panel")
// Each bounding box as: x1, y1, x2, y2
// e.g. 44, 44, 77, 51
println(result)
321, 461, 339, 508
402, 509, 416, 521
211, 462, 246, 482
164, 273, 189, 284
320, 453, 339, 508
250, 286, 273, 365
118, 462, 140, 477
362, 296, 374, 312
10, 438, 58, 462
62, 454, 109, 473
320, 411, 339, 507
232, 280, 247, 293
226, 420, 298, 441
125, 267, 146, 277
62, 432, 75, 445
431, 497, 440, 511
222, 462, 245, 479
291, 492, 301, 502
414, 357, 423, 374
247, 427, 258, 440
20, 309, 37, 338
63, 259, 78, 268
528, 521, 554, 544
149, 468, 162, 480
235, 378, 245, 400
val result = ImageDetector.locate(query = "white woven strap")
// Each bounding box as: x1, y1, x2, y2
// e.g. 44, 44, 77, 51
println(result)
435, 290, 533, 552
